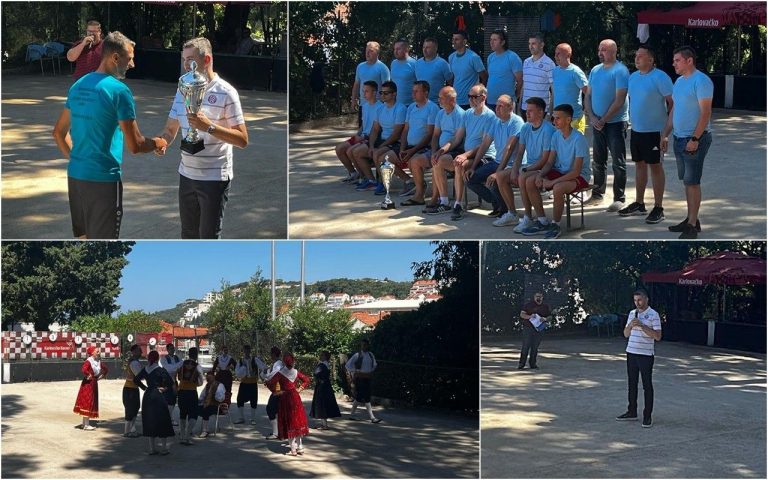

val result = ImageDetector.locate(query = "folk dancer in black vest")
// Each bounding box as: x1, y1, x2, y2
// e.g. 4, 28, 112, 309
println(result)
234, 344, 266, 425
264, 346, 284, 439
176, 347, 204, 445
160, 343, 182, 426
196, 371, 226, 437
122, 344, 143, 437
345, 339, 382, 423
212, 345, 237, 394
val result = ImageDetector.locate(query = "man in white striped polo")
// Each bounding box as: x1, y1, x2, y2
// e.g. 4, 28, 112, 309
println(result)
521, 33, 555, 118
616, 289, 662, 428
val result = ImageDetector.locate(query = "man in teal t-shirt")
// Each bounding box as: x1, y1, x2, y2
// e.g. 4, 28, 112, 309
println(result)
53, 31, 166, 239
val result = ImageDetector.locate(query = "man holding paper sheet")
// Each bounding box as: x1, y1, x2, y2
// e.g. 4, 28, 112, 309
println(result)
518, 292, 551, 370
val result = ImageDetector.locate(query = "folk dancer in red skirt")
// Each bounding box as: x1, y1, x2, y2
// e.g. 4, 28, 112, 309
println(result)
265, 352, 310, 456
73, 345, 109, 430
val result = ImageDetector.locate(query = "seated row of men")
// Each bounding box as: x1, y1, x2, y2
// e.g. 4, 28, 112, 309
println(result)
334, 80, 589, 238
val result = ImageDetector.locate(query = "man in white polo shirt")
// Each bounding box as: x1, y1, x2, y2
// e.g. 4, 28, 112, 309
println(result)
521, 33, 555, 117
155, 37, 248, 239
616, 289, 662, 428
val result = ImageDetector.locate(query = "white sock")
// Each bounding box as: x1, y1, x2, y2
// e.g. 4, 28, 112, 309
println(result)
454, 201, 461, 208
250, 408, 257, 423
322, 419, 328, 428
160, 438, 167, 450
290, 437, 296, 451
82, 416, 89, 428
350, 401, 358, 415
179, 419, 187, 441
366, 402, 375, 420
538, 216, 549, 225
124, 421, 131, 434
148, 437, 155, 452
440, 196, 448, 205
270, 418, 278, 436
167, 405, 175, 422
298, 436, 303, 448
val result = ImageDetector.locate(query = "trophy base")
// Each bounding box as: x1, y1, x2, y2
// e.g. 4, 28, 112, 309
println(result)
380, 201, 396, 210
181, 139, 205, 155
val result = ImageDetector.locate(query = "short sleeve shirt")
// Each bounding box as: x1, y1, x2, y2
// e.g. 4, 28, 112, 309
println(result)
66, 72, 136, 182
405, 100, 439, 146
486, 50, 523, 104
490, 113, 525, 163
625, 307, 662, 356
517, 121, 556, 167
169, 74, 245, 181
523, 301, 551, 317
463, 105, 497, 155
71, 41, 104, 81
628, 68, 673, 133
360, 100, 380, 137
550, 129, 591, 181
355, 60, 390, 100
522, 54, 556, 109
415, 56, 452, 103
391, 57, 418, 105
448, 48, 486, 105
552, 63, 589, 120
588, 61, 630, 123
672, 69, 714, 137
375, 102, 407, 139
435, 106, 465, 147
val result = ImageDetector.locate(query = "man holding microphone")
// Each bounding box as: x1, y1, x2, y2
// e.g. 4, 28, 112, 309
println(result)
617, 289, 662, 428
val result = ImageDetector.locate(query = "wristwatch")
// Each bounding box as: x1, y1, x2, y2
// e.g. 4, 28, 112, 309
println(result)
207, 124, 217, 134
522, 167, 528, 172
690, 136, 699, 142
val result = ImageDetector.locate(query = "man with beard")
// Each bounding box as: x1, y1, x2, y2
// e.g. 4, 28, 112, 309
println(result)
518, 292, 551, 370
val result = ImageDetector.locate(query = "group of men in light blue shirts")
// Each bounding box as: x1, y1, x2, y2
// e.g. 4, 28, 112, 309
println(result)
334, 31, 714, 239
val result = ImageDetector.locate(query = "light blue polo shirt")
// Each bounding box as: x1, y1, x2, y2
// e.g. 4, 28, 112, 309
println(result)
588, 61, 630, 123
405, 100, 439, 146
355, 60, 390, 100
391, 57, 417, 105
66, 72, 136, 182
490, 113, 525, 163
448, 48, 486, 105
552, 63, 588, 120
551, 129, 591, 181
360, 100, 380, 136
464, 105, 497, 157
415, 56, 453, 103
435, 106, 465, 146
376, 102, 407, 139
487, 50, 523, 104
628, 68, 673, 133
672, 69, 714, 137
517, 121, 556, 167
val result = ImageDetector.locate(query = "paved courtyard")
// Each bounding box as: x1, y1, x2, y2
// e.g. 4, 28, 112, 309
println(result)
2, 380, 478, 478
1, 73, 287, 239
289, 110, 766, 239
481, 336, 766, 478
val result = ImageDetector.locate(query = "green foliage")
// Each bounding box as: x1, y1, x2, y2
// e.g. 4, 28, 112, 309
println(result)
284, 277, 414, 299
286, 301, 356, 356
71, 310, 163, 334
1, 241, 134, 330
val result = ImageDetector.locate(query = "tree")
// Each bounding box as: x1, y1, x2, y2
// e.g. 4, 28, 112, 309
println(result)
2, 242, 134, 330
287, 300, 356, 356
70, 310, 163, 334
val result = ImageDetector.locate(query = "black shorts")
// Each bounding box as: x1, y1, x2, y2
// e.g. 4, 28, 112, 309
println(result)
122, 387, 140, 421
177, 390, 198, 420
630, 131, 662, 165
236, 382, 258, 408
266, 393, 280, 420
373, 139, 401, 152
354, 377, 372, 403
67, 177, 123, 239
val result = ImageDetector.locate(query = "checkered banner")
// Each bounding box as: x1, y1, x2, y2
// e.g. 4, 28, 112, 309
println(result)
1, 331, 122, 361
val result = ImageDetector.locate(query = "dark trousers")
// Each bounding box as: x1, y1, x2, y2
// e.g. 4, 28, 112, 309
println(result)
236, 382, 258, 409
178, 175, 230, 239
122, 387, 140, 421
266, 393, 279, 420
626, 352, 654, 417
519, 327, 542, 367
467, 160, 503, 210
199, 404, 219, 421
178, 390, 199, 420
592, 121, 627, 202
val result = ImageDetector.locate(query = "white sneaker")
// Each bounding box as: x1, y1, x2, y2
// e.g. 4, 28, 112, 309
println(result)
607, 200, 624, 212
513, 217, 532, 234
493, 211, 518, 227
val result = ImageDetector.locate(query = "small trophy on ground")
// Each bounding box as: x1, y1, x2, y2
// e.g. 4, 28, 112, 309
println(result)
380, 154, 396, 210
178, 60, 207, 155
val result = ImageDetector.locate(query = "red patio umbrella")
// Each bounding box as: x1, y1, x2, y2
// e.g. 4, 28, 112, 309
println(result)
637, 2, 766, 28
642, 251, 767, 286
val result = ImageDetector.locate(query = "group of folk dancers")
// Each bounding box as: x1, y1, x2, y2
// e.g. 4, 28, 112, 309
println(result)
72, 340, 382, 456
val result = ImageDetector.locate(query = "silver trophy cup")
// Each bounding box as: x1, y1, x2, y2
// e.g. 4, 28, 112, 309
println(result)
178, 60, 208, 155
380, 154, 396, 210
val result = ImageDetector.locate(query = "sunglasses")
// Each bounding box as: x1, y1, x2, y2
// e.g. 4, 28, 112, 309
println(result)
379, 90, 393, 95
468, 94, 485, 99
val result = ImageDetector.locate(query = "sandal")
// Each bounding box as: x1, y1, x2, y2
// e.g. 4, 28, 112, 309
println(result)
400, 198, 425, 206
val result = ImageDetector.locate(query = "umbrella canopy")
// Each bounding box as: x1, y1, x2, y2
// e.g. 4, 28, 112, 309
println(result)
642, 252, 767, 286
637, 1, 766, 28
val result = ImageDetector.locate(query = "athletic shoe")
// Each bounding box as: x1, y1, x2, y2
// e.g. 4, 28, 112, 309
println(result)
342, 172, 359, 183
398, 181, 417, 197
543, 223, 562, 239
264, 433, 279, 439
607, 200, 625, 212
521, 220, 548, 236
645, 206, 665, 224
250, 419, 257, 425
642, 416, 653, 428
493, 211, 518, 227
513, 216, 533, 234
669, 218, 701, 232
584, 195, 603, 206
425, 204, 451, 215
233, 418, 244, 424
487, 207, 503, 217
374, 183, 386, 195
678, 223, 698, 239
355, 179, 376, 191
616, 412, 638, 421
450, 204, 464, 221
371, 418, 382, 424
618, 201, 646, 217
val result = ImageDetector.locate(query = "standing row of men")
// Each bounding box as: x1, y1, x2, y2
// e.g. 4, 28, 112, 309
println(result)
337, 32, 713, 239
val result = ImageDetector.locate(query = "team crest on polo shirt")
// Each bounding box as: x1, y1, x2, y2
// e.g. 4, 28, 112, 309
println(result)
208, 94, 217, 104
538, 63, 543, 68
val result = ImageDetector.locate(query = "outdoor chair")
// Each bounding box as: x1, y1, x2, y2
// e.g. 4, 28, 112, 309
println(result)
603, 314, 620, 336
25, 44, 48, 75
564, 184, 597, 231
587, 314, 604, 336
43, 42, 66, 75
213, 390, 235, 434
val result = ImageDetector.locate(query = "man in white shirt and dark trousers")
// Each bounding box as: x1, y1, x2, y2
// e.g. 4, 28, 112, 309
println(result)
345, 339, 382, 423
155, 37, 248, 239
160, 343, 182, 426
264, 346, 284, 439
617, 289, 662, 428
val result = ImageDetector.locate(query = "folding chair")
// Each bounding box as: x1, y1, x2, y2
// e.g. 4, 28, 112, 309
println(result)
213, 390, 235, 434
25, 44, 47, 75
44, 42, 66, 75
564, 185, 597, 231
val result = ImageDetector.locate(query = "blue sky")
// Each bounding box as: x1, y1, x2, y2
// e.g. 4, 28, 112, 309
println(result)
116, 241, 438, 312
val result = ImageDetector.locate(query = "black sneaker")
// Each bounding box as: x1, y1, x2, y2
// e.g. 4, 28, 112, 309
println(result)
645, 206, 665, 224
616, 412, 638, 421
678, 223, 698, 239
618, 201, 646, 217
642, 416, 653, 428
487, 208, 503, 217
451, 204, 464, 221
425, 204, 451, 215
517, 365, 525, 370
669, 217, 701, 232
